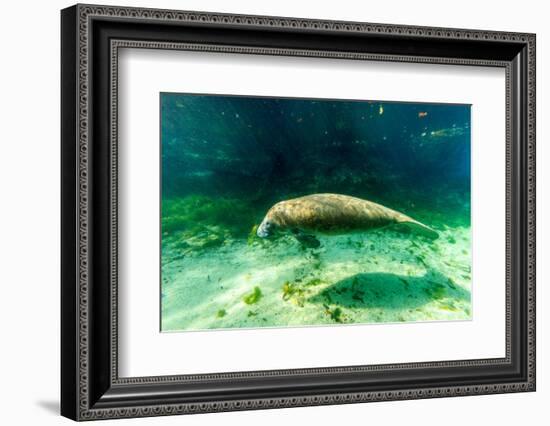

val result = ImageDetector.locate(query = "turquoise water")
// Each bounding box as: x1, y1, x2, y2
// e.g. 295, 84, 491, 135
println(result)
160, 94, 471, 332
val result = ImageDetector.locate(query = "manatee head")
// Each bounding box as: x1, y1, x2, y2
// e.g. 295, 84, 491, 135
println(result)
256, 215, 279, 238
256, 205, 286, 238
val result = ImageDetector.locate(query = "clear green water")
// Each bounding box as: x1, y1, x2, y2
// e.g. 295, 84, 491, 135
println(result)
160, 94, 471, 332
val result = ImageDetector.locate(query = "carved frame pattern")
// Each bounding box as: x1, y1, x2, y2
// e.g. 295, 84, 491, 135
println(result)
61, 3, 536, 421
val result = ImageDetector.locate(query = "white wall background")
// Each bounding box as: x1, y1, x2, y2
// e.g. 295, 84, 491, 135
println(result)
0, 0, 546, 424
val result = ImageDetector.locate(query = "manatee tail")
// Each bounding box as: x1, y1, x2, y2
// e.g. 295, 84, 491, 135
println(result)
394, 217, 439, 240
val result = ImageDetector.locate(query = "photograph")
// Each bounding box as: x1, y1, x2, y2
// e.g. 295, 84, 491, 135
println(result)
160, 93, 472, 332
57, 3, 536, 421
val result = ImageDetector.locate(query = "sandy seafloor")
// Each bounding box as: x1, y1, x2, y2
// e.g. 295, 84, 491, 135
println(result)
161, 224, 471, 332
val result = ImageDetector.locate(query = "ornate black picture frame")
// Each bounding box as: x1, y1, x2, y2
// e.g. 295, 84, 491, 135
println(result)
61, 4, 536, 421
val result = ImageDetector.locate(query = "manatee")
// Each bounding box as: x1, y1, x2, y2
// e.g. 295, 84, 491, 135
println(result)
256, 193, 438, 247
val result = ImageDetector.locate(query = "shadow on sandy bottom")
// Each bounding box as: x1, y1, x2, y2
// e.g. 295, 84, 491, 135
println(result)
308, 269, 470, 310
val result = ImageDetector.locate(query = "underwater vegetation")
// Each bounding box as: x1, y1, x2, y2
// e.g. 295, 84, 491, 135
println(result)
160, 93, 472, 332
162, 195, 257, 236
243, 286, 263, 305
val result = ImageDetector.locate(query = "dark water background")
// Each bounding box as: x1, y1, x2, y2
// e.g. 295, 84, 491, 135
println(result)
161, 93, 471, 235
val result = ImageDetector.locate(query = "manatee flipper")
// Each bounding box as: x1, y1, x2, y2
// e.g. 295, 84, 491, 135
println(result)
291, 229, 321, 248
393, 218, 439, 240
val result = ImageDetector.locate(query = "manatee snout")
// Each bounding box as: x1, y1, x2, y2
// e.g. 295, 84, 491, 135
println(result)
257, 217, 275, 238
256, 222, 269, 238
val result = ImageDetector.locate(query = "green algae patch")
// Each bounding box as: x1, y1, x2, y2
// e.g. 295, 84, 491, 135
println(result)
200, 234, 225, 249
439, 302, 459, 312
305, 278, 323, 287
323, 304, 344, 323
172, 228, 226, 254
282, 281, 306, 307
424, 283, 447, 300
282, 281, 296, 301
162, 195, 256, 237
247, 224, 259, 245
243, 286, 263, 305
446, 278, 457, 290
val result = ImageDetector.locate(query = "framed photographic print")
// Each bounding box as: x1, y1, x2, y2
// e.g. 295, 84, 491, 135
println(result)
61, 4, 536, 421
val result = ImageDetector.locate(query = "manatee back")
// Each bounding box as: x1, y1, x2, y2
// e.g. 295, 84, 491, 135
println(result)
280, 193, 398, 233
